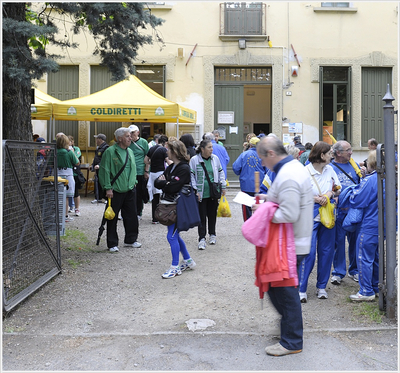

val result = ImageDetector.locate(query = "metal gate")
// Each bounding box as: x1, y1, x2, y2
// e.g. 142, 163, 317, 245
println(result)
2, 140, 62, 313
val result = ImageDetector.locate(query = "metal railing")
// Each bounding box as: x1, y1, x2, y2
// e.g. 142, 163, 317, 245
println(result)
2, 140, 62, 313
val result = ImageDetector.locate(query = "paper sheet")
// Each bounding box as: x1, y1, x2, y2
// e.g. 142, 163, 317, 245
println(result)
233, 191, 264, 207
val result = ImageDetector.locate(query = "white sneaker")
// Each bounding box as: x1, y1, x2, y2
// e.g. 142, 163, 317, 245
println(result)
299, 292, 307, 303
162, 265, 182, 279
316, 288, 328, 299
75, 209, 81, 216
91, 199, 99, 204
65, 215, 74, 222
198, 238, 206, 250
109, 246, 119, 252
68, 208, 74, 213
331, 275, 342, 285
348, 273, 359, 282
209, 235, 217, 245
137, 215, 142, 221
180, 258, 196, 272
124, 242, 142, 248
349, 292, 375, 301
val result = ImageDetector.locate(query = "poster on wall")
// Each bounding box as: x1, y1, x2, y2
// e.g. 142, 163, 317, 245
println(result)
288, 122, 303, 133
218, 111, 234, 124
217, 126, 226, 140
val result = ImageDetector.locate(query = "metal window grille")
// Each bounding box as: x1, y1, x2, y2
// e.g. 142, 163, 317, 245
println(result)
2, 140, 62, 312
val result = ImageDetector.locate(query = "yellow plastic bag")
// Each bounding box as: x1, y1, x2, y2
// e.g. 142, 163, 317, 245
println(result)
217, 195, 231, 217
104, 198, 115, 220
319, 195, 335, 229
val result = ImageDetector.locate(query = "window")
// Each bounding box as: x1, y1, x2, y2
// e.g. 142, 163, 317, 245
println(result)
134, 65, 165, 96
221, 2, 265, 36
320, 67, 351, 143
215, 67, 271, 84
321, 2, 350, 7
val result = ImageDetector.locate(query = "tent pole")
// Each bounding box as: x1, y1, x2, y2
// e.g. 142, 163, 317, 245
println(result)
86, 121, 89, 165
176, 118, 179, 138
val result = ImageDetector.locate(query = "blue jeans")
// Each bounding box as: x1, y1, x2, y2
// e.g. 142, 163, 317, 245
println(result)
267, 285, 303, 350
299, 220, 336, 292
167, 224, 191, 266
357, 232, 379, 296
332, 211, 359, 278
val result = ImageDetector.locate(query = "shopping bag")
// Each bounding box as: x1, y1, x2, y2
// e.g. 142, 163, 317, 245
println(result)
104, 198, 115, 220
217, 195, 231, 217
176, 184, 200, 231
319, 195, 335, 229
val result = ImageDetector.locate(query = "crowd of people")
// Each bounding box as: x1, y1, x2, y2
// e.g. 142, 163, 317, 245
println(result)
35, 127, 384, 357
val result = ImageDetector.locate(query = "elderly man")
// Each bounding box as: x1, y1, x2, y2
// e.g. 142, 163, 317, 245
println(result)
99, 127, 141, 253
91, 133, 109, 203
330, 140, 362, 285
254, 135, 313, 356
232, 136, 266, 221
128, 124, 150, 220
203, 132, 230, 181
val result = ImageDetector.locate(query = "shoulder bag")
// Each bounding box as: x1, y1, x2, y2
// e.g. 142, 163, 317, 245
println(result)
200, 162, 221, 200
176, 184, 201, 232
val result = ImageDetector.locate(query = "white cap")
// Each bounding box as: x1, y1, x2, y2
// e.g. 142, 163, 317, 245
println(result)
128, 124, 139, 133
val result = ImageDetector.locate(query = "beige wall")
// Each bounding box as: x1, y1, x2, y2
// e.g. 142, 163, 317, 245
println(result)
33, 1, 399, 162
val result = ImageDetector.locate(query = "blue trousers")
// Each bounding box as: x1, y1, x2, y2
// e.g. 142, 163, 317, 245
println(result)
356, 232, 379, 296
267, 285, 303, 350
167, 224, 191, 266
299, 221, 336, 292
267, 255, 305, 351
332, 211, 359, 278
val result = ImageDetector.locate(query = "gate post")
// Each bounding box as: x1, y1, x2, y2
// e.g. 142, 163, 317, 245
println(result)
382, 84, 397, 319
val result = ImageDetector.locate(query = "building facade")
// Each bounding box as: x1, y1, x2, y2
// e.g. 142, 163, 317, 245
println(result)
32, 1, 399, 173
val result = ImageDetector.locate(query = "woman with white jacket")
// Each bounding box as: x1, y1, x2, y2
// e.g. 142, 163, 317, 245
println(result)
190, 140, 226, 250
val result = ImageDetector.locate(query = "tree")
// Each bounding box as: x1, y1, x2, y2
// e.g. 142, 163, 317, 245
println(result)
2, 2, 164, 141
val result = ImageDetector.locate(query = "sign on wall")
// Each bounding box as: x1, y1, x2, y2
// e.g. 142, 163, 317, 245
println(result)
218, 111, 235, 124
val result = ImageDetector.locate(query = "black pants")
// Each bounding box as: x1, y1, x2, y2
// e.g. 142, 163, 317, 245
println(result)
198, 197, 219, 241
106, 188, 139, 249
94, 172, 104, 201
136, 175, 146, 216
152, 193, 160, 222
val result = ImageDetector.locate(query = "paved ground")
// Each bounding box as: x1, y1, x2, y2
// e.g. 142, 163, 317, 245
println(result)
2, 189, 398, 372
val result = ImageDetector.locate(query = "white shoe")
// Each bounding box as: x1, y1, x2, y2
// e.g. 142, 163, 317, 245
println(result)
162, 265, 182, 279
198, 238, 206, 250
124, 242, 142, 248
209, 235, 217, 245
180, 258, 196, 272
109, 246, 119, 252
331, 275, 342, 285
65, 215, 74, 222
299, 292, 307, 303
316, 288, 328, 299
348, 273, 359, 282
349, 292, 375, 301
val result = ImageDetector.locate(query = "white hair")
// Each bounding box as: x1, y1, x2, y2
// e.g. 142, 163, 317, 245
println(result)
115, 127, 130, 140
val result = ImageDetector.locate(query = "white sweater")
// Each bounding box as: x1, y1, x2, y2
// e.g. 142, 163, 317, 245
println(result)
266, 159, 314, 255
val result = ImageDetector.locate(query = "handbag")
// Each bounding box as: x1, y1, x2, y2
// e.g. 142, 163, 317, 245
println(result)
176, 184, 201, 232
200, 162, 221, 199
73, 164, 86, 189
308, 168, 335, 229
155, 202, 177, 226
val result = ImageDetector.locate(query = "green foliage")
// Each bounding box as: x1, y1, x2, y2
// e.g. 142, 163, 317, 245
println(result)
61, 228, 92, 252
352, 302, 385, 323
2, 2, 165, 85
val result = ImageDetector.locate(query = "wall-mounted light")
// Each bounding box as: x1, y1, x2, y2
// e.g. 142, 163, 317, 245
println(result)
267, 36, 273, 48
178, 48, 184, 58
238, 39, 246, 49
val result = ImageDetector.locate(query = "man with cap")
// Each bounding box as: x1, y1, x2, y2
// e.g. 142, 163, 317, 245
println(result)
91, 133, 109, 203
232, 136, 267, 221
128, 124, 150, 220
293, 136, 306, 153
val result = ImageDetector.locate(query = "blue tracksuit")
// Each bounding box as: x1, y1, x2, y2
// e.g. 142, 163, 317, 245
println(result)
232, 147, 266, 220
330, 161, 361, 279
349, 171, 379, 296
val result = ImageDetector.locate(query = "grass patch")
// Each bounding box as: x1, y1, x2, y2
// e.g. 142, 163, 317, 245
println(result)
352, 301, 384, 323
61, 229, 93, 252
66, 258, 81, 269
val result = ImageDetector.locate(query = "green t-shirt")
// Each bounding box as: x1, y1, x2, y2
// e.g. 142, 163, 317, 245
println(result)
202, 157, 214, 199
57, 148, 78, 169
129, 137, 149, 175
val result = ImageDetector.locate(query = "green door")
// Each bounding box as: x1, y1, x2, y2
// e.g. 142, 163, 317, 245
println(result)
214, 85, 244, 181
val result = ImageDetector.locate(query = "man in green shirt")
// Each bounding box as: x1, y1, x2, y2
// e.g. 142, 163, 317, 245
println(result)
99, 127, 141, 252
128, 124, 150, 220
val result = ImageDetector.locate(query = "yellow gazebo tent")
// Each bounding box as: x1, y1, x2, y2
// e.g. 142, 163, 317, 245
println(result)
52, 75, 197, 130
31, 89, 61, 140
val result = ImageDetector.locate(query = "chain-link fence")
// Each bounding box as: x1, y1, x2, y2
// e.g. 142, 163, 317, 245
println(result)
2, 140, 62, 313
